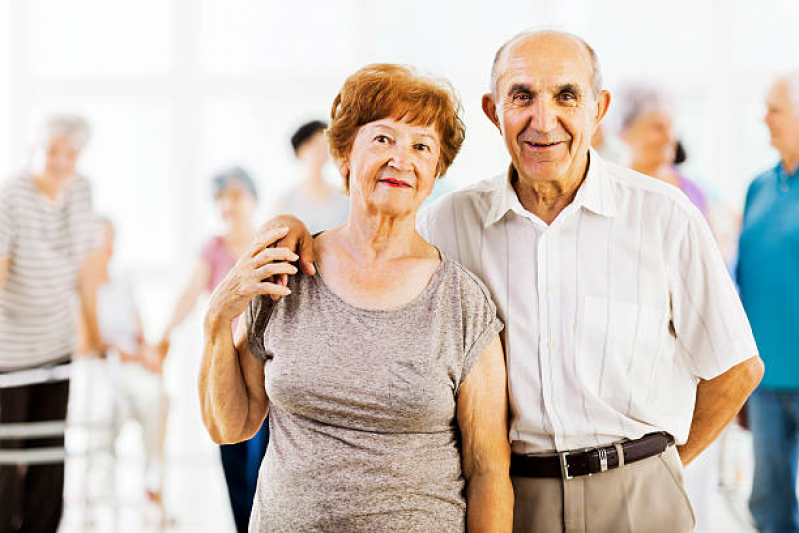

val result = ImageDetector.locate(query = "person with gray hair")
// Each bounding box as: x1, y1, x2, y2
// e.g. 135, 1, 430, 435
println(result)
157, 166, 268, 533
266, 29, 764, 532
617, 84, 709, 215
0, 113, 102, 532
737, 71, 799, 533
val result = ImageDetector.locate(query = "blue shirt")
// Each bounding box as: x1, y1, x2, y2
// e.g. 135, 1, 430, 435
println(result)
737, 162, 799, 390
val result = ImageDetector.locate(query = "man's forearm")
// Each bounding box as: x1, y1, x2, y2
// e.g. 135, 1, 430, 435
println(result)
679, 356, 764, 465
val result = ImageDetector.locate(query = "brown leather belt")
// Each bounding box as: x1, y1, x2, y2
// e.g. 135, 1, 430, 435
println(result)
510, 432, 675, 480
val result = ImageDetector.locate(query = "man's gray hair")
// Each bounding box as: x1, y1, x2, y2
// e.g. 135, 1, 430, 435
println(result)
42, 114, 91, 150
615, 84, 673, 131
490, 29, 603, 98
779, 71, 799, 114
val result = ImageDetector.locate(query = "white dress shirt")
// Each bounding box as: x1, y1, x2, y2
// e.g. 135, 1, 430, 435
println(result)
418, 150, 758, 454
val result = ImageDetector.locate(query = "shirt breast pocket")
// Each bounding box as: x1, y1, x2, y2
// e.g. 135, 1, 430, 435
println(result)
577, 296, 666, 411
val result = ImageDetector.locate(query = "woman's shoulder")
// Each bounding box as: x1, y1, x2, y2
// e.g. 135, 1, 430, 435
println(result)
437, 255, 496, 310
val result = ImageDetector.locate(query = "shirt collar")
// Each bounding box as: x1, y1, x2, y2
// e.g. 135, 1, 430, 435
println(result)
483, 148, 618, 228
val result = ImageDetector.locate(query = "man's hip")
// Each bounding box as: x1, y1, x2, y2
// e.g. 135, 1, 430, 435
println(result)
511, 438, 694, 533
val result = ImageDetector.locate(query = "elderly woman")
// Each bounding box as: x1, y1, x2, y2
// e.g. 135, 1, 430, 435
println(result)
617, 85, 708, 214
157, 167, 269, 533
0, 115, 102, 532
200, 64, 513, 532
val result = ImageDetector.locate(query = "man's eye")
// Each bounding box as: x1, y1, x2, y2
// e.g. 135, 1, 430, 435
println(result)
559, 92, 576, 102
513, 93, 532, 102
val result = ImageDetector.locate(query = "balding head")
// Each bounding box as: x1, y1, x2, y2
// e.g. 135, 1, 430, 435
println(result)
490, 30, 603, 98
480, 29, 611, 188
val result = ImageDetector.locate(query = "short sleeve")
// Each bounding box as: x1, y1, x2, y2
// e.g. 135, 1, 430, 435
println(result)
242, 295, 275, 361
670, 213, 759, 380
455, 265, 504, 391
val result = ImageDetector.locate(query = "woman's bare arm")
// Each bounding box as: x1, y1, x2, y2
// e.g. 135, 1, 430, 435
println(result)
457, 335, 513, 533
198, 226, 297, 444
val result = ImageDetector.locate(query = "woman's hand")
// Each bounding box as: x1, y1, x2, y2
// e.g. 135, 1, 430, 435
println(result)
207, 226, 299, 327
258, 215, 315, 300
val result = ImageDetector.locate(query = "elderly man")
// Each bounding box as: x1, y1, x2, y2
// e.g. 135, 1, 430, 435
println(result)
262, 30, 763, 532
738, 72, 799, 533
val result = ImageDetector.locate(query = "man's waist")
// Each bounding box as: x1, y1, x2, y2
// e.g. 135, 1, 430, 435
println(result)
510, 432, 675, 480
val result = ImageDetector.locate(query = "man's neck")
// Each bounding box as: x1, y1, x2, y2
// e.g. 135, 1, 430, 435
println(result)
782, 151, 799, 176
513, 153, 589, 225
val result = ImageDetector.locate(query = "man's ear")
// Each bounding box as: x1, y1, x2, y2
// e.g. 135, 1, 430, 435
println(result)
482, 93, 502, 133
595, 90, 611, 126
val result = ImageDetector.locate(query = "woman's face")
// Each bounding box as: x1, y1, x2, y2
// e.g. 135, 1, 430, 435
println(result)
215, 182, 256, 226
343, 117, 441, 218
622, 108, 676, 169
43, 136, 81, 184
299, 131, 329, 168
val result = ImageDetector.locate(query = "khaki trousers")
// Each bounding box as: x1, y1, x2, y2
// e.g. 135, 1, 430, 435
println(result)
512, 445, 695, 533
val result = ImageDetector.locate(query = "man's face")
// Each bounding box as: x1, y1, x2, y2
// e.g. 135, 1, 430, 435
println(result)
765, 80, 799, 158
484, 34, 609, 184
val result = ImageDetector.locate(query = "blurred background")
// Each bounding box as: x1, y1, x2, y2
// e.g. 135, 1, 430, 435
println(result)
1, 0, 798, 531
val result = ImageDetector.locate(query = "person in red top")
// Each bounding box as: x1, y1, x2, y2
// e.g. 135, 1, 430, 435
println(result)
158, 166, 267, 533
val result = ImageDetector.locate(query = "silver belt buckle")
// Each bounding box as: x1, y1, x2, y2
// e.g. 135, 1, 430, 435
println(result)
598, 447, 609, 473
559, 451, 573, 480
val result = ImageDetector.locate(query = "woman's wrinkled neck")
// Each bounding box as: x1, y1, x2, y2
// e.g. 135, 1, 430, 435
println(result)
337, 205, 419, 262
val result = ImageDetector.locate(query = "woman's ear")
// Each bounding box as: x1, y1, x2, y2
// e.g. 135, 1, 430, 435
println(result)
337, 159, 350, 194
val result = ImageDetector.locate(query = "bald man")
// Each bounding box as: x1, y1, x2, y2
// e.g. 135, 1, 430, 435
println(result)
264, 30, 763, 532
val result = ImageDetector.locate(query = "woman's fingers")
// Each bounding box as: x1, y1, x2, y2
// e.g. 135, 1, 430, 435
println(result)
255, 281, 291, 297
251, 246, 298, 268
246, 226, 291, 258
254, 262, 297, 280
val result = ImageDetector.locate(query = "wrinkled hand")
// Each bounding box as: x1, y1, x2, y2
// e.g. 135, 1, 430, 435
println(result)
261, 215, 316, 301
207, 226, 299, 326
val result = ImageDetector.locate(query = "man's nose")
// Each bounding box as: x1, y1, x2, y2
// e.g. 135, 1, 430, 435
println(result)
530, 98, 559, 132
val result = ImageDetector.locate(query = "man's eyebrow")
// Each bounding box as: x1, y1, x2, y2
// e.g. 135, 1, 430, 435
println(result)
507, 83, 533, 96
557, 83, 583, 96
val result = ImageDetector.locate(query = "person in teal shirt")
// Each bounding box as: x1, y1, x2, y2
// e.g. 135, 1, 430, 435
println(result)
738, 72, 799, 533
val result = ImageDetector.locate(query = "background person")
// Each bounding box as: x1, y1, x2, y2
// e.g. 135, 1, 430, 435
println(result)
157, 166, 268, 533
199, 63, 513, 532
0, 115, 102, 533
737, 71, 799, 533
274, 120, 349, 234
76, 217, 166, 507
618, 84, 708, 214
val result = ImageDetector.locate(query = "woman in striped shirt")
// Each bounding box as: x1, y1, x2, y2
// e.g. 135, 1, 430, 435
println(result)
0, 115, 102, 533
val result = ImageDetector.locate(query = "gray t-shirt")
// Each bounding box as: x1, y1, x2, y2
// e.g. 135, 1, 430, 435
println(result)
244, 256, 503, 532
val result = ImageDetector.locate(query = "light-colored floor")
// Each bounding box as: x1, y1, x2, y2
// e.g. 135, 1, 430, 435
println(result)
58, 357, 759, 533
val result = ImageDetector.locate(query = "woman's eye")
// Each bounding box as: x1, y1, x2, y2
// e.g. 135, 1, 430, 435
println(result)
414, 143, 429, 152
374, 135, 390, 143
